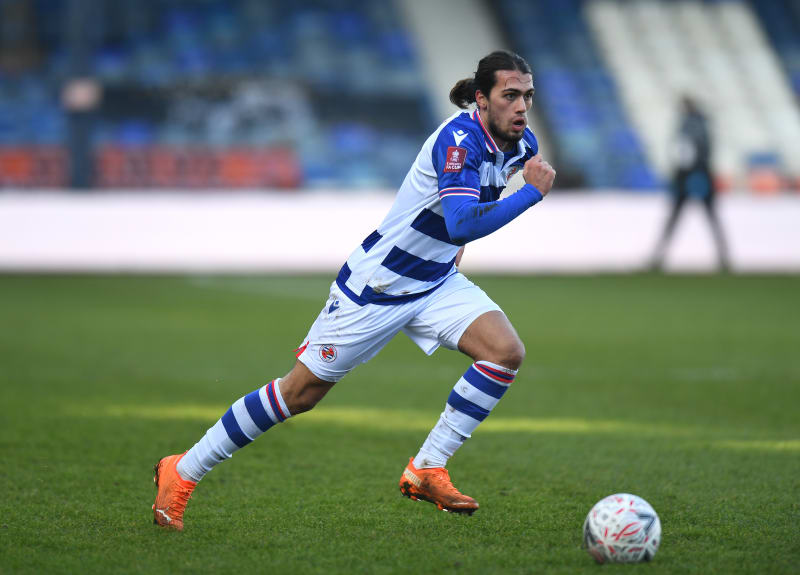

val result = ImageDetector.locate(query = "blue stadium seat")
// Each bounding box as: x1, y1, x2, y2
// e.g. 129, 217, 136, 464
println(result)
750, 0, 800, 99
6, 0, 432, 188
496, 0, 659, 189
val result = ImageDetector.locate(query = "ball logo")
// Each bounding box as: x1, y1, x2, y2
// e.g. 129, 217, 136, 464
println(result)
319, 344, 337, 363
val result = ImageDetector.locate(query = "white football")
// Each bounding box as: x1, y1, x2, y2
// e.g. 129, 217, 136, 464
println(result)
582, 493, 661, 563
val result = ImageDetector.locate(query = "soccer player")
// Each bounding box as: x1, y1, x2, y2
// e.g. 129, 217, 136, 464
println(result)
153, 50, 556, 529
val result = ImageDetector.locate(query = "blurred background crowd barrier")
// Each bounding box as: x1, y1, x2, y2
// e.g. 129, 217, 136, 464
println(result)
1, 0, 799, 193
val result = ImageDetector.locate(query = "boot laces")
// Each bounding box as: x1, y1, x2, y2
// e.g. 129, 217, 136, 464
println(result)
168, 481, 194, 514
429, 468, 463, 496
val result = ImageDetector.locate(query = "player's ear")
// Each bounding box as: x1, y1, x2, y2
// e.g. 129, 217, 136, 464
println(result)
475, 90, 488, 111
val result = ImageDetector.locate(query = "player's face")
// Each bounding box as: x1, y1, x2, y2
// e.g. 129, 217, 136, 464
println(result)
478, 70, 534, 152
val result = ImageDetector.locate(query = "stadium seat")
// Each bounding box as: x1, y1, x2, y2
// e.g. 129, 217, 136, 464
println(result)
497, 0, 658, 189
1, 0, 430, 189
586, 0, 800, 189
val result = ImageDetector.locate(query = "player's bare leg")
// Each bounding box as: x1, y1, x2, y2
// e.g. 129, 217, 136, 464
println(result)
457, 310, 525, 370
278, 360, 337, 414
400, 311, 524, 514
154, 361, 334, 529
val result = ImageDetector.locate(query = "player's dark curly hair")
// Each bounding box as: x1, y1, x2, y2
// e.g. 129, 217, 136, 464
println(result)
449, 50, 532, 109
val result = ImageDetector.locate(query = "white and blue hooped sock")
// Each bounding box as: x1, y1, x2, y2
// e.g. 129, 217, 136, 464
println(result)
413, 361, 516, 469
177, 379, 291, 482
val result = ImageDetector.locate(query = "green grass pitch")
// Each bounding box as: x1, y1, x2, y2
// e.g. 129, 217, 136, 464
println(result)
1, 274, 798, 574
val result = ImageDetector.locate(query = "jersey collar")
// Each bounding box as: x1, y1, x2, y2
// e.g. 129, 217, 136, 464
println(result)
471, 109, 500, 154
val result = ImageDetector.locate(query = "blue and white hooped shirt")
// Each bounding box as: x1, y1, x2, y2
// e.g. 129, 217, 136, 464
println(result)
336, 108, 542, 306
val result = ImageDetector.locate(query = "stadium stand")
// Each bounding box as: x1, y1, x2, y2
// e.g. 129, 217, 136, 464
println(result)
0, 0, 431, 188
753, 0, 800, 100
748, 0, 800, 189
0, 0, 798, 191
496, 0, 658, 189
585, 0, 800, 191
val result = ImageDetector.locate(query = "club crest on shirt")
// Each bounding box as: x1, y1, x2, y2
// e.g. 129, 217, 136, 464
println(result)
507, 165, 520, 177
319, 344, 337, 363
444, 146, 467, 173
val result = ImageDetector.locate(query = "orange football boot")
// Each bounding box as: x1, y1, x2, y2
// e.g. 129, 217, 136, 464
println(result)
399, 457, 479, 515
152, 453, 197, 530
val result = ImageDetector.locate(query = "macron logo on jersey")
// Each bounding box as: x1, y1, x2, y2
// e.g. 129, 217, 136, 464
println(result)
453, 129, 468, 146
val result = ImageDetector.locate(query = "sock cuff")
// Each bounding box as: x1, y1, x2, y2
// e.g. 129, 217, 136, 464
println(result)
268, 378, 292, 420
474, 360, 517, 384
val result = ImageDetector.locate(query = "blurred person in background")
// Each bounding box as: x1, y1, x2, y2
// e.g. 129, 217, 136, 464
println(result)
650, 96, 730, 272
152, 50, 556, 530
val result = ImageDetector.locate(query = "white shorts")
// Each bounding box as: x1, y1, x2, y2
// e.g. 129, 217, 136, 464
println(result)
296, 272, 501, 382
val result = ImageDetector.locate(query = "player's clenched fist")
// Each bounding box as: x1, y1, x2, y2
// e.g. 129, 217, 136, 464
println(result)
523, 154, 556, 196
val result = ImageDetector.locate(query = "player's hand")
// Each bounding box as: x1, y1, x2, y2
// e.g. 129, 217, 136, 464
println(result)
523, 154, 556, 196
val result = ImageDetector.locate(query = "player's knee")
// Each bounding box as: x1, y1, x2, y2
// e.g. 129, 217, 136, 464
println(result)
504, 339, 526, 371
490, 337, 525, 371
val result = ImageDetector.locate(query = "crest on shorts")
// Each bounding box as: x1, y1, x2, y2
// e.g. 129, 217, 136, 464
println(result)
319, 344, 337, 363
